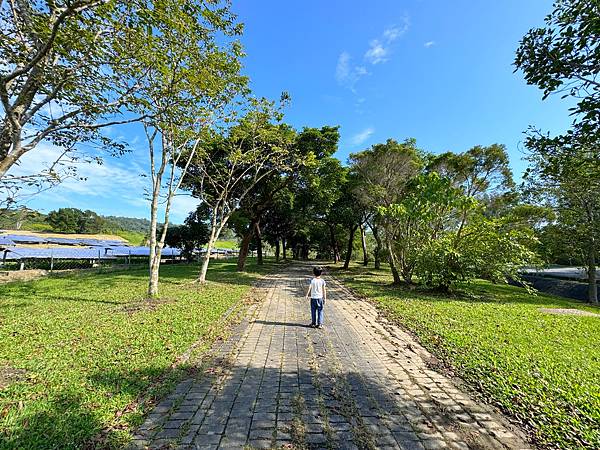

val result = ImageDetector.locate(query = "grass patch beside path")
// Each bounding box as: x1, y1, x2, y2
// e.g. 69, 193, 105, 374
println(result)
0, 260, 278, 449
332, 263, 600, 450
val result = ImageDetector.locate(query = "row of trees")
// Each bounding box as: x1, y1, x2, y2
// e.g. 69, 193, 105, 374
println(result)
214, 0, 600, 304
2, 0, 598, 303
0, 0, 293, 297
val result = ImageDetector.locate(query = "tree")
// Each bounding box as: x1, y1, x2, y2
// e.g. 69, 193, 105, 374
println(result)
184, 98, 295, 283
309, 157, 346, 263
328, 174, 363, 270
121, 0, 245, 297
0, 0, 142, 201
415, 214, 538, 292
46, 208, 82, 233
379, 172, 472, 285
427, 144, 515, 238
349, 139, 422, 281
233, 126, 339, 271
523, 129, 600, 304
164, 207, 210, 261
515, 0, 600, 135
515, 0, 600, 303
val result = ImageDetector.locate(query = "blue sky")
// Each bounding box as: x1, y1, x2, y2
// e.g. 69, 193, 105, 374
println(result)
17, 0, 573, 224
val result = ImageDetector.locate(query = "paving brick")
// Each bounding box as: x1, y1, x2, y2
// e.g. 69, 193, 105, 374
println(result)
132, 264, 529, 450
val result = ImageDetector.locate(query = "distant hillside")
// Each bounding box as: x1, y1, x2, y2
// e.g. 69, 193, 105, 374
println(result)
103, 215, 151, 233
0, 208, 151, 234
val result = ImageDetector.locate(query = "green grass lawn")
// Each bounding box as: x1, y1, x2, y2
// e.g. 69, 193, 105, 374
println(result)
333, 263, 600, 450
0, 260, 277, 449
214, 240, 238, 250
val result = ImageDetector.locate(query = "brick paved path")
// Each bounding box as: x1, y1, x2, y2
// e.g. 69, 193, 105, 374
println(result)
132, 264, 531, 450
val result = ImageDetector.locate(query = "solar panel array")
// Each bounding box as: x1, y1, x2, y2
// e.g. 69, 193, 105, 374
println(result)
1, 245, 181, 260
0, 233, 125, 247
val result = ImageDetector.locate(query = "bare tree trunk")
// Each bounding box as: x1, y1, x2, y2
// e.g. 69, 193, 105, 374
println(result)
256, 221, 263, 265
275, 238, 280, 262
360, 224, 368, 266
282, 238, 287, 260
386, 239, 402, 285
199, 234, 215, 283
343, 225, 358, 269
199, 212, 220, 283
372, 225, 382, 270
588, 241, 598, 304
328, 223, 340, 263
148, 192, 161, 298
237, 221, 255, 272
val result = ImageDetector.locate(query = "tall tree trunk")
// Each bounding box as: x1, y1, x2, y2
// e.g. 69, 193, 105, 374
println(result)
372, 225, 382, 270
236, 226, 254, 272
275, 238, 280, 262
146, 128, 169, 299
148, 176, 162, 298
256, 221, 263, 265
588, 241, 598, 304
198, 209, 229, 283
199, 228, 217, 283
282, 238, 287, 260
328, 223, 340, 263
386, 239, 402, 285
360, 224, 368, 266
343, 225, 358, 269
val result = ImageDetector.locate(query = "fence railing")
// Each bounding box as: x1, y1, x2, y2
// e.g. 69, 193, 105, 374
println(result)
0, 247, 183, 272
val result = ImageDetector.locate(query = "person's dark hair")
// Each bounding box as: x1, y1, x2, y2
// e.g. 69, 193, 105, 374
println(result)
313, 266, 323, 276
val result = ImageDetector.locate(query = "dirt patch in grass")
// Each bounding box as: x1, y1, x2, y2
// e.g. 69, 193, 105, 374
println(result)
0, 364, 27, 389
539, 308, 599, 317
0, 269, 48, 283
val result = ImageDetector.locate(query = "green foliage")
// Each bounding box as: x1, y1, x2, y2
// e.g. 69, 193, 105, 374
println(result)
164, 207, 210, 260
427, 144, 515, 196
103, 216, 151, 234
338, 264, 600, 450
0, 260, 279, 449
45, 208, 107, 234
416, 216, 540, 290
214, 240, 238, 249
524, 126, 600, 302
378, 172, 476, 284
515, 0, 600, 129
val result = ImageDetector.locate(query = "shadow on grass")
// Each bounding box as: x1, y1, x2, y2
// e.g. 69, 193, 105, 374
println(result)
1, 391, 104, 450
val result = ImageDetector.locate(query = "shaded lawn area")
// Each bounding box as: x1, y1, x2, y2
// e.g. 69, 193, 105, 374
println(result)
333, 263, 600, 450
0, 259, 276, 449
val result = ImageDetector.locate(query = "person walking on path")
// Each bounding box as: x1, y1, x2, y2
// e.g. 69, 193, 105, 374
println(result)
305, 266, 327, 328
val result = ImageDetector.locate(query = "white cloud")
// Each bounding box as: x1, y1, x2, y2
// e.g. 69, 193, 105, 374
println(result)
350, 127, 375, 146
335, 16, 410, 91
335, 51, 351, 84
383, 18, 410, 43
335, 52, 368, 91
364, 17, 410, 65
168, 195, 199, 222
365, 40, 388, 64
424, 41, 435, 48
